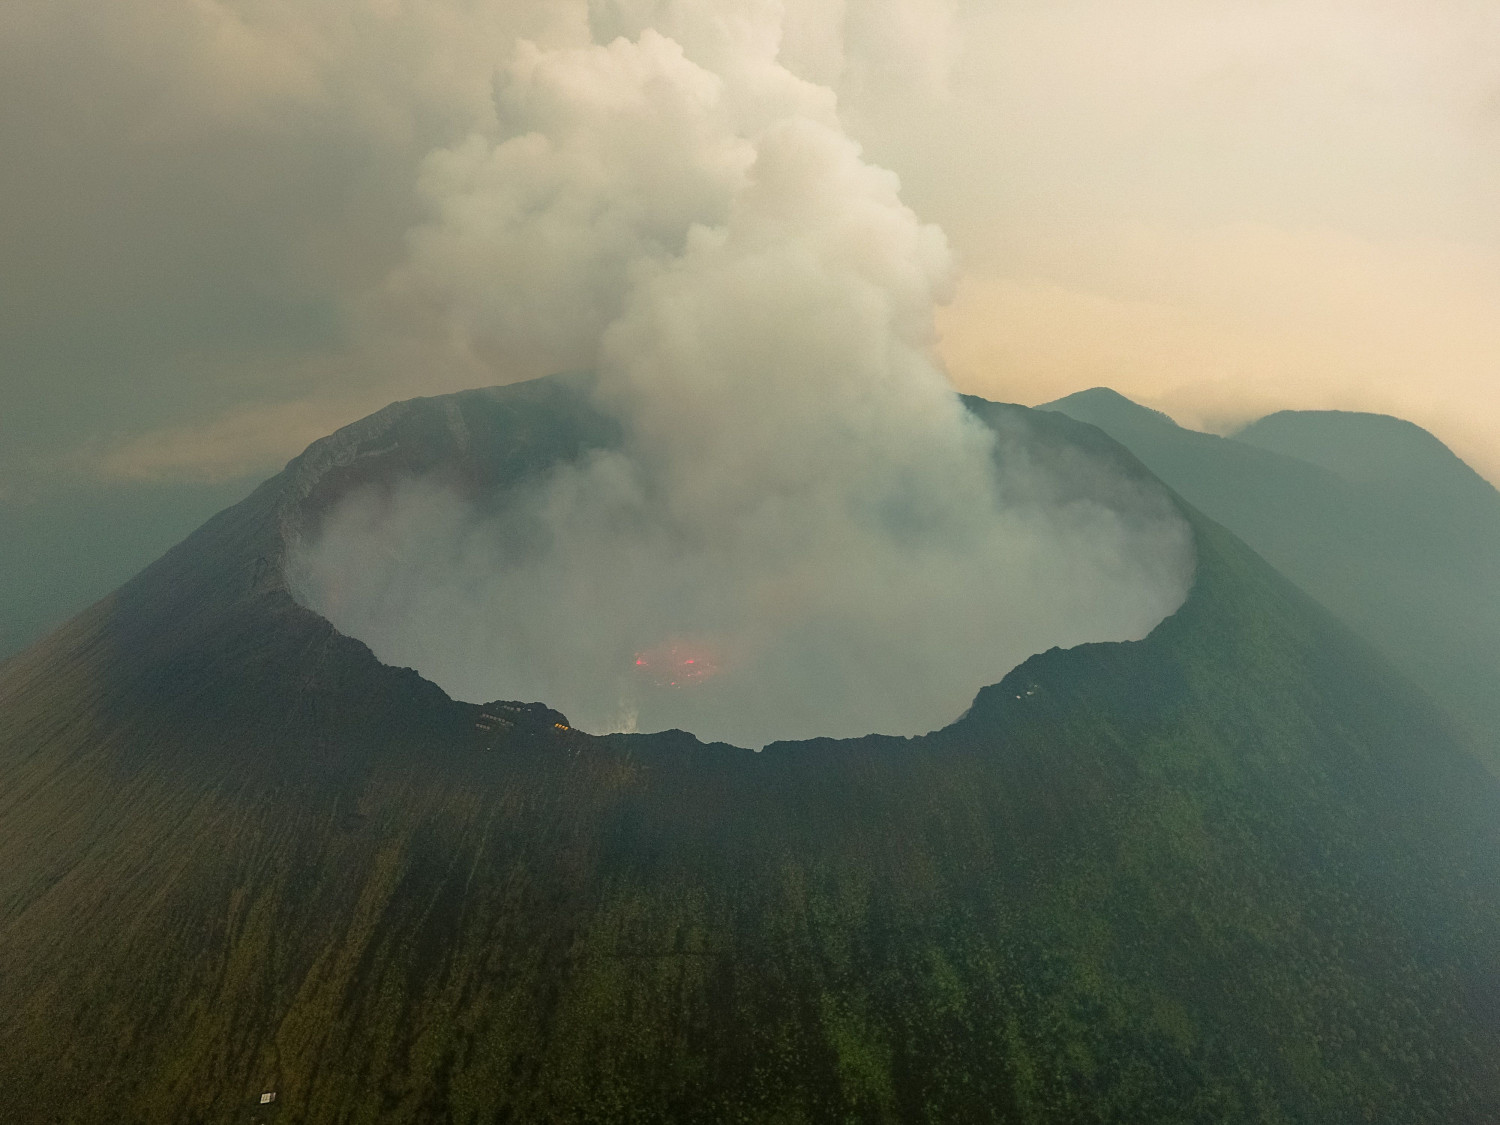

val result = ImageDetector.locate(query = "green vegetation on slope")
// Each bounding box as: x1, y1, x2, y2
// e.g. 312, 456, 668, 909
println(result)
2, 385, 1498, 1123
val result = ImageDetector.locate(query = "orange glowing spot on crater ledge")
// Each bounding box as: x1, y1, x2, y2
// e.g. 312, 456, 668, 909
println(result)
631, 641, 721, 688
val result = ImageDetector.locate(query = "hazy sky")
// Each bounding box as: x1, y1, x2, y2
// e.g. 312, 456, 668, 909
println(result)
2, 0, 1498, 495
918, 0, 1500, 482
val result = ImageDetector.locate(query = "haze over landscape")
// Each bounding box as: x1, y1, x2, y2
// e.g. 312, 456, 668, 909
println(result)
4, 2, 1500, 1122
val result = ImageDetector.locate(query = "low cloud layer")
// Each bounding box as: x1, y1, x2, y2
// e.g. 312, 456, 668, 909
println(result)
287, 12, 1193, 746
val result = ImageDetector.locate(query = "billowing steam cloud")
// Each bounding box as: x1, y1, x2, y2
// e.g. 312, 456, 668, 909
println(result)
289, 3, 1194, 747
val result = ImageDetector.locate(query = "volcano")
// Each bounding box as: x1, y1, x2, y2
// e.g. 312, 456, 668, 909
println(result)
3, 375, 1500, 1122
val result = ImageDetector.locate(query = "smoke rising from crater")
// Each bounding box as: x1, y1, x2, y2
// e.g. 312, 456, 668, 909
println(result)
288, 4, 1194, 746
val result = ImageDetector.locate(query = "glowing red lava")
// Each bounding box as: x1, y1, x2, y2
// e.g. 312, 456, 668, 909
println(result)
632, 641, 722, 688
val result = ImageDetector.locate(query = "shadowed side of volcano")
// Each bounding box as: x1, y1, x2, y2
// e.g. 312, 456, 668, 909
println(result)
0, 374, 618, 767
2, 376, 1500, 1123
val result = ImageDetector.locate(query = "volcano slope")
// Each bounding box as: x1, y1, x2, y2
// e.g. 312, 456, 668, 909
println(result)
1043, 388, 1500, 768
2, 376, 1499, 1124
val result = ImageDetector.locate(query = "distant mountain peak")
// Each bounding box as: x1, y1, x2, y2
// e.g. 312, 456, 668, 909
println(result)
1039, 387, 1184, 432
1233, 408, 1491, 490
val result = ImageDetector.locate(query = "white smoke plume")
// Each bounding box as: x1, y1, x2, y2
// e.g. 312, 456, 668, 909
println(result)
289, 2, 1194, 747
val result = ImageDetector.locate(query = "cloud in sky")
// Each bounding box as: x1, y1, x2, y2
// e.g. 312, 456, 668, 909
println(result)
93, 397, 366, 483
1, 0, 1498, 487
